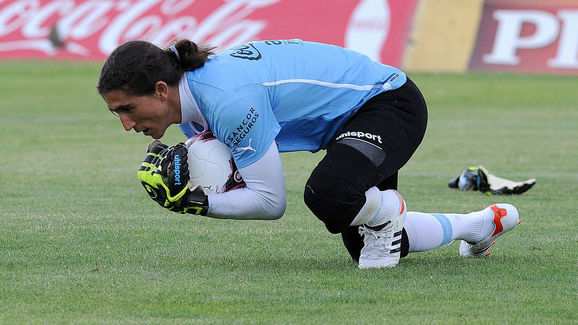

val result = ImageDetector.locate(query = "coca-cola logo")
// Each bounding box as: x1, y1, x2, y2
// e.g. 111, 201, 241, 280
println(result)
0, 0, 416, 67
0, 0, 279, 58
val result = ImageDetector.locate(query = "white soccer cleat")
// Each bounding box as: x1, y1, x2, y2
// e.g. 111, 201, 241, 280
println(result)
358, 191, 406, 269
459, 204, 520, 258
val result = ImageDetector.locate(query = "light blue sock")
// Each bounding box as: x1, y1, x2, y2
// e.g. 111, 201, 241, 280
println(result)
404, 212, 454, 252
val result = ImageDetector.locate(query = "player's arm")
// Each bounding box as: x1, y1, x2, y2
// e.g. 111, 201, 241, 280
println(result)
149, 84, 284, 219
206, 141, 286, 220
138, 139, 286, 220
199, 85, 284, 219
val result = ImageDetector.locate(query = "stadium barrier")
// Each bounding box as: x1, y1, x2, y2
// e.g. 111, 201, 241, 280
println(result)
0, 0, 575, 75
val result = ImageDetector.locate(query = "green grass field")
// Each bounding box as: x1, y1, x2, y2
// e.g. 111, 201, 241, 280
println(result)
0, 61, 576, 324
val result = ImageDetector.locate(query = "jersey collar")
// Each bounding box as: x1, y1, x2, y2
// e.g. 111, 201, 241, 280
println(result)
178, 73, 208, 133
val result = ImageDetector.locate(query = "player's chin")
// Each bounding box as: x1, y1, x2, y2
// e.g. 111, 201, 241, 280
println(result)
144, 128, 164, 139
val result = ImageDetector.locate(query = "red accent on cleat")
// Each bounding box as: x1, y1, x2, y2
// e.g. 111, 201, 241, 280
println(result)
491, 205, 507, 237
396, 191, 405, 215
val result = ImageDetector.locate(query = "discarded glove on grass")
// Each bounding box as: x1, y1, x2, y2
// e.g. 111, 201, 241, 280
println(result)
448, 165, 536, 195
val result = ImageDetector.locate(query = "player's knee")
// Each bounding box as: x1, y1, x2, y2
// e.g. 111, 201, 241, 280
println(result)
304, 168, 365, 234
304, 179, 341, 233
304, 140, 391, 233
303, 180, 323, 219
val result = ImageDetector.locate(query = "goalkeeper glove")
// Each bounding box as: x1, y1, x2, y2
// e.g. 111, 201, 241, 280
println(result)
138, 141, 209, 215
476, 165, 536, 195
448, 165, 536, 195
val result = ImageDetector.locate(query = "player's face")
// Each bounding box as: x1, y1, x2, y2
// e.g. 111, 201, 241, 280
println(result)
103, 89, 172, 139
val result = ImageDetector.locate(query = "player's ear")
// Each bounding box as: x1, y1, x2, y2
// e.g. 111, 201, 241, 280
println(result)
155, 81, 169, 101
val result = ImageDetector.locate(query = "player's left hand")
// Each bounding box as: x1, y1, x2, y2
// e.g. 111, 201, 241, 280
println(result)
137, 141, 191, 212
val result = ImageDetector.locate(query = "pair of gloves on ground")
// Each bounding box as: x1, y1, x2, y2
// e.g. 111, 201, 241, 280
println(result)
448, 165, 536, 195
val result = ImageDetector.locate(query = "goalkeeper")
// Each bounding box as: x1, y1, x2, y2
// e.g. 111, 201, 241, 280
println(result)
97, 39, 521, 269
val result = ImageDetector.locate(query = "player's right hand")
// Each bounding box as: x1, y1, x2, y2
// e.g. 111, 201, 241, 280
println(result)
138, 141, 191, 212
181, 185, 209, 216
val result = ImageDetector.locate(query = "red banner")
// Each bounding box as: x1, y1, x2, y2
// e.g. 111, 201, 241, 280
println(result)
470, 0, 578, 74
0, 0, 416, 66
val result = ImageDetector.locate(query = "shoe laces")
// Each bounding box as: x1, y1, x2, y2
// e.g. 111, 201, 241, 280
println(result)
359, 225, 395, 252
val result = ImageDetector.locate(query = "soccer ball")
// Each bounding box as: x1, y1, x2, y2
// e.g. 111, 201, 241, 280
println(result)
185, 131, 244, 194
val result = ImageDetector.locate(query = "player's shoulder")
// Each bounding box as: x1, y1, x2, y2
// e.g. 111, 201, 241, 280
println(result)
217, 39, 348, 64
225, 39, 307, 56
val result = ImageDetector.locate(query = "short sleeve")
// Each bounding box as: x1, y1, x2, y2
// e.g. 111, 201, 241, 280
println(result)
208, 86, 281, 169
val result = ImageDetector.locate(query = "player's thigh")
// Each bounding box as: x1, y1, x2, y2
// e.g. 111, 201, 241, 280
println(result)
339, 78, 428, 179
304, 77, 427, 234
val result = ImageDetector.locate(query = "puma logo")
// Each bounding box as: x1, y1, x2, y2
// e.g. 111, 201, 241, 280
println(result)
236, 138, 256, 152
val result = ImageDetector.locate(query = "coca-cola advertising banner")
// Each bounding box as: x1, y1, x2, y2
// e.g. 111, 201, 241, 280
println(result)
0, 0, 417, 67
470, 0, 578, 75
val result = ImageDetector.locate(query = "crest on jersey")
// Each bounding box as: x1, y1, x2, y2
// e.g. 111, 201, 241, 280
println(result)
230, 43, 262, 60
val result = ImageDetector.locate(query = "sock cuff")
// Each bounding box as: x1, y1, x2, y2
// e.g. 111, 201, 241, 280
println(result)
366, 189, 402, 227
349, 186, 382, 226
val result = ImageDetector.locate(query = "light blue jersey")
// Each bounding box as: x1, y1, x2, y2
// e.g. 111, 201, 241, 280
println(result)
179, 39, 406, 168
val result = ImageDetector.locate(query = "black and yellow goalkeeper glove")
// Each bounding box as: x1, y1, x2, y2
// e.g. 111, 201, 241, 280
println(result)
138, 141, 209, 215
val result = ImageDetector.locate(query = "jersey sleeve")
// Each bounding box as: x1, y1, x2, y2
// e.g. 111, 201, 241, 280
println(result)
208, 86, 281, 169
207, 141, 286, 220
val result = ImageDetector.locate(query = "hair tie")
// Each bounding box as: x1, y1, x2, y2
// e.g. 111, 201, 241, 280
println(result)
169, 45, 180, 61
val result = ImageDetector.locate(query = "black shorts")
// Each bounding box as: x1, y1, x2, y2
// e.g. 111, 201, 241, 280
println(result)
303, 77, 428, 260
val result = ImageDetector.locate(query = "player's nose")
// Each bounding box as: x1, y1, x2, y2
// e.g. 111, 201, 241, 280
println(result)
119, 113, 136, 131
